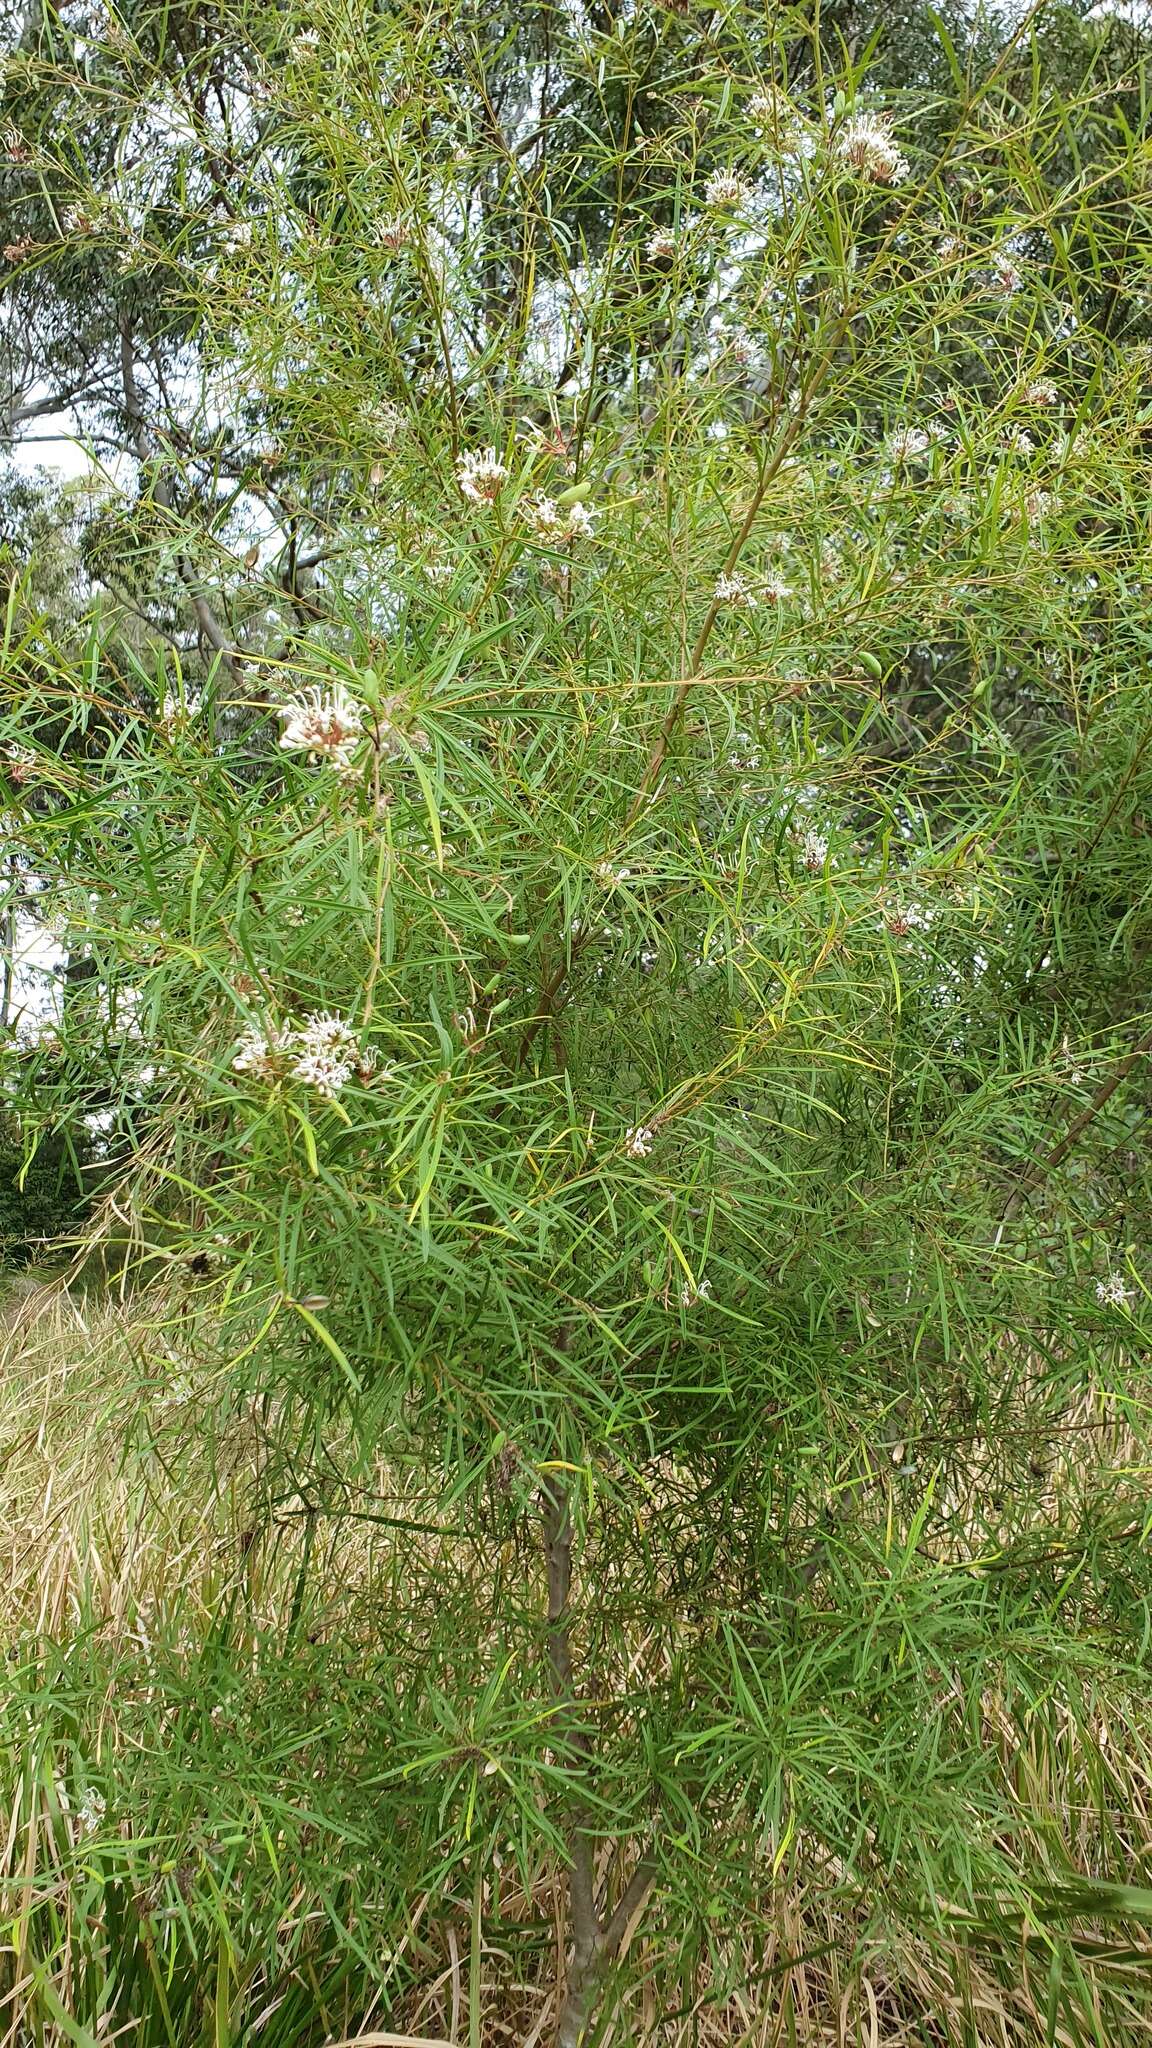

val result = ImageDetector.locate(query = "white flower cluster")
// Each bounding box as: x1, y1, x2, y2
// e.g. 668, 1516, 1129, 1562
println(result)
884, 900, 933, 936
887, 425, 935, 463
820, 539, 845, 584
723, 325, 766, 371
1095, 1272, 1133, 1309
645, 227, 679, 262
291, 1011, 368, 1099
624, 1124, 655, 1159
989, 251, 1023, 296
1001, 425, 1035, 456
832, 112, 909, 185
159, 690, 201, 734
524, 495, 597, 543
1062, 428, 1093, 463
278, 684, 363, 771
64, 198, 118, 235
680, 1275, 713, 1308
374, 213, 413, 251
115, 237, 156, 275
748, 87, 810, 158
594, 858, 632, 888
1022, 487, 1057, 524
232, 1021, 289, 1082
278, 681, 428, 772
364, 399, 406, 447
714, 570, 756, 608
76, 1787, 106, 1836
232, 1012, 379, 1100
799, 828, 830, 872
456, 445, 510, 504
704, 169, 754, 211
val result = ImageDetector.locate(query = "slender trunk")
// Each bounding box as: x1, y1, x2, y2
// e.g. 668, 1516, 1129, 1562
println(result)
540, 1473, 656, 2047
540, 1474, 598, 2046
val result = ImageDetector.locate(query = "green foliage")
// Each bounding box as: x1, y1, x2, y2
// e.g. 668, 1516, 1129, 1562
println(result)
5, 1320, 1152, 2047
3, 0, 1152, 2040
0, 1116, 87, 1260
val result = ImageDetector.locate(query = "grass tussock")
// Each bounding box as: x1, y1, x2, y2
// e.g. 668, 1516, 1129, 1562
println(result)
2, 1285, 1152, 2047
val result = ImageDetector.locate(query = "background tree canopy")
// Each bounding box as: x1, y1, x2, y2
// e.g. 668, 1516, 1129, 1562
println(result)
3, 2, 1152, 2045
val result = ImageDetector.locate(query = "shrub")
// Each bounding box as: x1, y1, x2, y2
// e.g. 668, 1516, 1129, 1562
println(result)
3, 2, 1152, 2040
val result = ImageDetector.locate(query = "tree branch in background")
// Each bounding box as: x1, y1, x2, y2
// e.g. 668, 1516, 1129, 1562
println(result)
117, 316, 242, 701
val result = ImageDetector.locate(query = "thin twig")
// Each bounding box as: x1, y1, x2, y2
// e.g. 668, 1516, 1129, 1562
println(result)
540, 1473, 598, 1968
996, 1021, 1152, 1238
